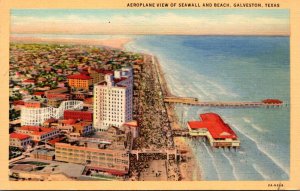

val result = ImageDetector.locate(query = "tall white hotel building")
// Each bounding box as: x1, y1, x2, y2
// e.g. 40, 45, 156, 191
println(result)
93, 67, 133, 131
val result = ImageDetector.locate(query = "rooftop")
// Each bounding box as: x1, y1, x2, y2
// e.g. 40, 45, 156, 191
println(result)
13, 100, 25, 106
92, 68, 114, 75
67, 74, 92, 80
33, 92, 45, 96
10, 132, 31, 140
64, 110, 92, 114
262, 99, 283, 104
55, 142, 125, 153
19, 126, 56, 135
188, 113, 238, 139
114, 77, 128, 84
23, 79, 35, 83
124, 120, 138, 127
60, 118, 77, 125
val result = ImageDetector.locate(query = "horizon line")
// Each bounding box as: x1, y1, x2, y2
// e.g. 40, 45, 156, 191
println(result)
11, 33, 290, 37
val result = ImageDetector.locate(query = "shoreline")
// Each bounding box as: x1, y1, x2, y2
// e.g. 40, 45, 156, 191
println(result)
10, 36, 132, 50
151, 55, 202, 181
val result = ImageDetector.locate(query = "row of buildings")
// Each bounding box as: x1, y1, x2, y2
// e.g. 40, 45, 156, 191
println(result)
15, 66, 133, 131
10, 65, 136, 176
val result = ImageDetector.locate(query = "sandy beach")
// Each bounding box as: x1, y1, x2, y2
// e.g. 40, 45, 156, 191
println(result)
10, 36, 132, 50
152, 56, 202, 180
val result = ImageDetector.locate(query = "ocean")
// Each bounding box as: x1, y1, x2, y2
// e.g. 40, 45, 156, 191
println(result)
125, 35, 290, 180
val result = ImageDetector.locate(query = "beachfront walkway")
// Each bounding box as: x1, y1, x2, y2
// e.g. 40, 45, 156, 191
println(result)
139, 160, 167, 181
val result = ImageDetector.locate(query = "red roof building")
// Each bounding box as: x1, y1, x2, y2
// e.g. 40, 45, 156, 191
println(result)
33, 92, 45, 97
46, 93, 70, 100
60, 119, 77, 126
13, 100, 25, 106
67, 74, 93, 90
64, 110, 93, 121
10, 132, 32, 148
16, 126, 60, 142
23, 79, 35, 83
24, 101, 41, 108
67, 74, 92, 80
10, 132, 31, 140
187, 113, 240, 148
262, 99, 283, 104
92, 68, 114, 75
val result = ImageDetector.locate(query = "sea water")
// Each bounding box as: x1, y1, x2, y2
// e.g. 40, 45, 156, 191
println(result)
125, 35, 290, 180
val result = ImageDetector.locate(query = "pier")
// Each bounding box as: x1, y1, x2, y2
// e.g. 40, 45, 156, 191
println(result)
164, 96, 283, 108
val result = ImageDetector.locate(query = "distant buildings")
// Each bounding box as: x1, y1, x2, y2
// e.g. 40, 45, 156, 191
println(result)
187, 113, 240, 148
24, 101, 41, 108
93, 67, 133, 131
47, 98, 64, 108
67, 74, 93, 91
9, 44, 144, 179
46, 93, 70, 100
87, 67, 105, 84
44, 87, 68, 96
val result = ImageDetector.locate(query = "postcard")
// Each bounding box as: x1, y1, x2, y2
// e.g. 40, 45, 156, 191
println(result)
0, 0, 299, 190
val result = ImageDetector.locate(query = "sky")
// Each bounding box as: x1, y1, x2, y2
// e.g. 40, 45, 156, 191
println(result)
11, 9, 290, 35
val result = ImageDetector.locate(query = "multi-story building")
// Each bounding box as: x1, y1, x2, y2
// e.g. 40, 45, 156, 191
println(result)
10, 133, 32, 149
24, 101, 41, 108
16, 126, 60, 142
93, 67, 133, 131
187, 113, 240, 148
87, 67, 106, 84
30, 148, 55, 160
64, 110, 93, 121
21, 100, 83, 126
44, 87, 68, 96
67, 73, 93, 90
46, 93, 70, 100
47, 98, 64, 108
55, 142, 130, 175
73, 121, 94, 136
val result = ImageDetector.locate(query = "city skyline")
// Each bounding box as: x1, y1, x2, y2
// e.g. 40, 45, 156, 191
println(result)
11, 9, 290, 36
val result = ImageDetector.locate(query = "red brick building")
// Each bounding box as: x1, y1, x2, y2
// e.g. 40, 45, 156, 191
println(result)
64, 110, 93, 121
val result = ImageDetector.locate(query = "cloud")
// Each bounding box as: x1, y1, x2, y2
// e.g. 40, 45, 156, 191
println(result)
11, 12, 290, 35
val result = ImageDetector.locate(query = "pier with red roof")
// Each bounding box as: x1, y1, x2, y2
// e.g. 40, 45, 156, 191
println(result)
186, 113, 240, 149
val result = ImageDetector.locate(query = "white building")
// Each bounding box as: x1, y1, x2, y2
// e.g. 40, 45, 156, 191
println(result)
93, 67, 133, 131
21, 100, 83, 126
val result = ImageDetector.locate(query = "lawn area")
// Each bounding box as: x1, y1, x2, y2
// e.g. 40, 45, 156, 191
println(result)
91, 174, 118, 181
